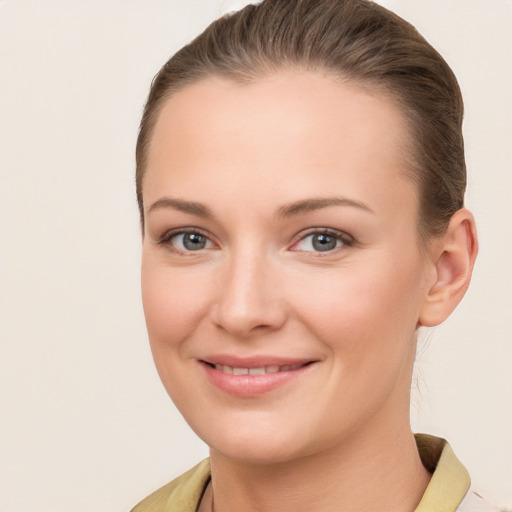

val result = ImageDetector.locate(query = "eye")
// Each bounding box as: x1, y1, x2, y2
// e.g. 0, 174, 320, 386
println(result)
158, 229, 215, 254
292, 229, 352, 253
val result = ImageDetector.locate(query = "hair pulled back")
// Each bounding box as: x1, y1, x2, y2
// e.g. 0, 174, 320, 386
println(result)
136, 0, 466, 238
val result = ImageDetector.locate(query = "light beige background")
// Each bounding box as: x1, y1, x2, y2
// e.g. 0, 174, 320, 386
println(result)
0, 1, 510, 510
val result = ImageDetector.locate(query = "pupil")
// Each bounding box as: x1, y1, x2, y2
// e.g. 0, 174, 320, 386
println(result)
312, 234, 336, 252
183, 233, 206, 250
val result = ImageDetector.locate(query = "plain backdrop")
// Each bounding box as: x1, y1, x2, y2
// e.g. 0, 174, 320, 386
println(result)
0, 1, 511, 511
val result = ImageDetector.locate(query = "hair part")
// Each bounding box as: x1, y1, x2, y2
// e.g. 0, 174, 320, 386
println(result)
136, 0, 466, 239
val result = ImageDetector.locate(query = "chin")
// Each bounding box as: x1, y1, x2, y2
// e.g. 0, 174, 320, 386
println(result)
191, 413, 313, 465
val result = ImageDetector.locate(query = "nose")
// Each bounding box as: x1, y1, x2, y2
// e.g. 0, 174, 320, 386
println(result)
210, 248, 287, 338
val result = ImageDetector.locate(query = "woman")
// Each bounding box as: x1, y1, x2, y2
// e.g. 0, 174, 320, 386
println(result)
131, 0, 484, 510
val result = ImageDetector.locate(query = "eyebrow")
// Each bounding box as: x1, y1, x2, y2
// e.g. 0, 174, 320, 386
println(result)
275, 197, 374, 219
147, 196, 374, 219
147, 197, 214, 218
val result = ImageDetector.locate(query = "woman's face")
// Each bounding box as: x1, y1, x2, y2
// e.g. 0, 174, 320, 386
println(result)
141, 71, 436, 463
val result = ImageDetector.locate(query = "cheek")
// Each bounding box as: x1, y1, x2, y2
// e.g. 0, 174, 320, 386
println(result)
141, 256, 211, 352
287, 256, 425, 355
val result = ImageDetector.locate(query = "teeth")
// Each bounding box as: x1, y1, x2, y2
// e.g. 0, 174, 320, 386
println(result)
213, 363, 307, 375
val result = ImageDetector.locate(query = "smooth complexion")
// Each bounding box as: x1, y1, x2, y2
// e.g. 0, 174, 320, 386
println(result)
141, 71, 477, 512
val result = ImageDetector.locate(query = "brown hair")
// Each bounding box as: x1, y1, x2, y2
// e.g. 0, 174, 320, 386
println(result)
136, 0, 465, 238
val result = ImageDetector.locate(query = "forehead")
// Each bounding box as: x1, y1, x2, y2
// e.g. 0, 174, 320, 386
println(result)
144, 70, 417, 219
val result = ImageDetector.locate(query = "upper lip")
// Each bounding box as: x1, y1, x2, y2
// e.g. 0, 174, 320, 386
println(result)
199, 355, 317, 368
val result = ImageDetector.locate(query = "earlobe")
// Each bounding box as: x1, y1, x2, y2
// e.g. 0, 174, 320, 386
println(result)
419, 209, 478, 327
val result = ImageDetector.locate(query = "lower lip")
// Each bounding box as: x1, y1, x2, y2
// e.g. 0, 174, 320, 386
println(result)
200, 362, 315, 397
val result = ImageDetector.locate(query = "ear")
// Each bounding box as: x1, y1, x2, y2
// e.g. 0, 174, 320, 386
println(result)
419, 208, 478, 327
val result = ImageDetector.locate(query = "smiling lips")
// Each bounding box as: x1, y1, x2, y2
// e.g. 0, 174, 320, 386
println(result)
213, 362, 307, 375
200, 358, 315, 397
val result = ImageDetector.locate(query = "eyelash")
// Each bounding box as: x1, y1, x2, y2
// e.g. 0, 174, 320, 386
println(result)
157, 228, 214, 255
156, 227, 354, 257
291, 228, 354, 256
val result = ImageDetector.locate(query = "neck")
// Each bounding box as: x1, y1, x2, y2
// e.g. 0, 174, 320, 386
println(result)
205, 422, 431, 512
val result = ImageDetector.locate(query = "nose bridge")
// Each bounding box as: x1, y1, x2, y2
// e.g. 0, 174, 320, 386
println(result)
211, 240, 285, 337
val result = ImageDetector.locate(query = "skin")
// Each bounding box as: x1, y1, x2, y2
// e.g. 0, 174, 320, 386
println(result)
140, 70, 477, 512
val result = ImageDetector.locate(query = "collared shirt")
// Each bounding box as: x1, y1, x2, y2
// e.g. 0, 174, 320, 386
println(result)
131, 434, 495, 512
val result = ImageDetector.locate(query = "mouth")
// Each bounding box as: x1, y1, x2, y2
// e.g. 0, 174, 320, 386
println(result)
203, 361, 312, 375
199, 358, 317, 397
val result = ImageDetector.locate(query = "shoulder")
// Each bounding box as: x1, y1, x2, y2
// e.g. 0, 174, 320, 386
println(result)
130, 459, 211, 512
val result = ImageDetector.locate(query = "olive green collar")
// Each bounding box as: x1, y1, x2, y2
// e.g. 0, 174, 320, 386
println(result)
414, 433, 471, 512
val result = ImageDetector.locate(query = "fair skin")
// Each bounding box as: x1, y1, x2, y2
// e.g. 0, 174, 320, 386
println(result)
141, 71, 477, 512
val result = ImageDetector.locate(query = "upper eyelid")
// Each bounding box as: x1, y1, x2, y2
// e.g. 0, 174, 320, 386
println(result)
291, 227, 354, 245
156, 227, 215, 245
